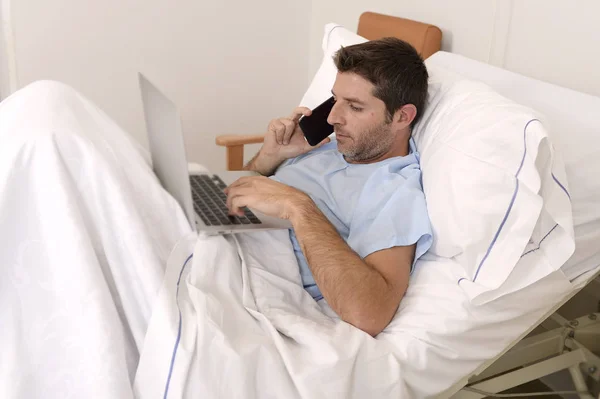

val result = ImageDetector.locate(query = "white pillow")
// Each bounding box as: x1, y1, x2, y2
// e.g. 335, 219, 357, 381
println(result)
413, 66, 575, 303
299, 24, 367, 109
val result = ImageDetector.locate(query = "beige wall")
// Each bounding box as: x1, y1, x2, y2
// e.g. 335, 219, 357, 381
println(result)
4, 0, 311, 171
502, 1, 600, 97
308, 0, 600, 98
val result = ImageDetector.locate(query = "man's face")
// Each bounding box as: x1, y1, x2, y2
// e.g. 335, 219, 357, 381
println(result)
327, 72, 394, 162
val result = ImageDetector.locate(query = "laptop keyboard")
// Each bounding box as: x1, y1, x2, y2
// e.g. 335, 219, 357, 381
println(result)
189, 174, 262, 226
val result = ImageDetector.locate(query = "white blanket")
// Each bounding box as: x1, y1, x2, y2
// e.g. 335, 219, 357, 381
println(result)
0, 81, 191, 398
134, 229, 576, 399
136, 231, 408, 398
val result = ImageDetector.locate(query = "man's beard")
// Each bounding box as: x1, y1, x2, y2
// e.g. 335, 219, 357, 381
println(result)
336, 121, 395, 162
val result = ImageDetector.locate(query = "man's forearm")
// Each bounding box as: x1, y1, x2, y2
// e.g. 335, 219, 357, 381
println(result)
243, 150, 284, 176
290, 200, 398, 336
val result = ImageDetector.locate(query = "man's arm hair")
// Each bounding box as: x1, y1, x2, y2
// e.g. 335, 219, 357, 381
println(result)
243, 150, 284, 176
290, 199, 414, 336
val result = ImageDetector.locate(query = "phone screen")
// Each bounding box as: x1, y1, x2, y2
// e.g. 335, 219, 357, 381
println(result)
298, 96, 335, 146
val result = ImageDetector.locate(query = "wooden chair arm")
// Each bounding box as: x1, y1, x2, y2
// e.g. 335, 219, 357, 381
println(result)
215, 134, 265, 170
215, 134, 265, 146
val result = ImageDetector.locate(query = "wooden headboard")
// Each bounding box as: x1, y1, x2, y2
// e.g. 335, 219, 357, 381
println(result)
358, 12, 442, 59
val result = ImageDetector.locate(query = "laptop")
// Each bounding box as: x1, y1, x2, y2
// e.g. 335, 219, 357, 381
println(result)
138, 73, 292, 235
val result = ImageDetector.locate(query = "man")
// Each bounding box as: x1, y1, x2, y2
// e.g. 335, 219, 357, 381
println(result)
225, 38, 432, 336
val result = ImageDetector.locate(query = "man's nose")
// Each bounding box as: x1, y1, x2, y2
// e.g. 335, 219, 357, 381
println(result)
327, 102, 343, 126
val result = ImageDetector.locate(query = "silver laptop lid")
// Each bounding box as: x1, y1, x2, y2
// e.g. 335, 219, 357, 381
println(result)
138, 73, 195, 230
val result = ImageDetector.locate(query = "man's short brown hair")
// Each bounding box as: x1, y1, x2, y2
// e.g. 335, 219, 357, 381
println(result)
333, 38, 429, 127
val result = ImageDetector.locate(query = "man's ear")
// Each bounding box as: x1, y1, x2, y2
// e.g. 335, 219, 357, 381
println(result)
393, 104, 417, 129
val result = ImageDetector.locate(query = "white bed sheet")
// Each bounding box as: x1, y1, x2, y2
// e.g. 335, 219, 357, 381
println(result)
426, 52, 600, 281
134, 228, 588, 398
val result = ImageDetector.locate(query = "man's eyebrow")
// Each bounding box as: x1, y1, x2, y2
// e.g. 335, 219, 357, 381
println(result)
331, 90, 366, 105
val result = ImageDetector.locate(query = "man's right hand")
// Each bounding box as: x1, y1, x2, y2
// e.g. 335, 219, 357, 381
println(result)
264, 106, 331, 160
246, 107, 331, 176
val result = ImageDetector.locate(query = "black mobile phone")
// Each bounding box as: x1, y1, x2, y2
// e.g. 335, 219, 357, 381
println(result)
299, 96, 335, 146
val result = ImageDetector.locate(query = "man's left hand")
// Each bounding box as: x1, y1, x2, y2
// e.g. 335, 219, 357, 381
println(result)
224, 176, 312, 220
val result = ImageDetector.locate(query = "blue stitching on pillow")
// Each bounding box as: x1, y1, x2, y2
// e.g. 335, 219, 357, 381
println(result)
552, 173, 571, 199
459, 222, 558, 285
472, 180, 520, 282
521, 224, 559, 257
471, 118, 539, 283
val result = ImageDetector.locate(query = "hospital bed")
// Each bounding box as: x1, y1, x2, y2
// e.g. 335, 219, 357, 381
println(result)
212, 13, 600, 398
2, 11, 596, 399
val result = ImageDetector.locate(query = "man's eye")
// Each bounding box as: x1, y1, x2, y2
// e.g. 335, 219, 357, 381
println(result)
349, 104, 363, 112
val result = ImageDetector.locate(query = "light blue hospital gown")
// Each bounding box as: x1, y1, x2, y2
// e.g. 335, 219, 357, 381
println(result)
271, 138, 433, 301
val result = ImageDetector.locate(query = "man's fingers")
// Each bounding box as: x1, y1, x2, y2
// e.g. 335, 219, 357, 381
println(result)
280, 118, 296, 145
226, 178, 263, 215
225, 181, 243, 210
269, 119, 286, 145
225, 177, 247, 192
226, 190, 245, 216
230, 195, 254, 216
228, 175, 264, 188
290, 107, 312, 122
269, 108, 311, 146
